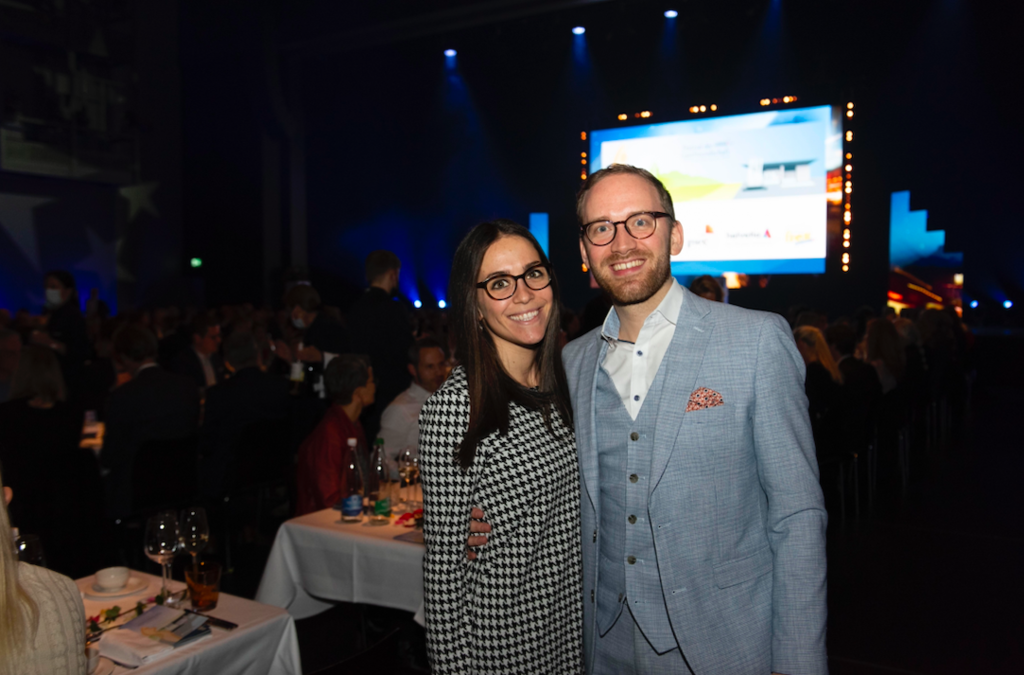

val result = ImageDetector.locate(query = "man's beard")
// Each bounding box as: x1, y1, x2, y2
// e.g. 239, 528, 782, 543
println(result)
591, 251, 672, 306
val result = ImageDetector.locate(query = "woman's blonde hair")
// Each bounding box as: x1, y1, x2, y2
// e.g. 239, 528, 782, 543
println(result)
794, 326, 843, 384
0, 463, 39, 675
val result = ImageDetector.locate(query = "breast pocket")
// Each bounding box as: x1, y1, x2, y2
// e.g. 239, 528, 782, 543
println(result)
682, 403, 739, 426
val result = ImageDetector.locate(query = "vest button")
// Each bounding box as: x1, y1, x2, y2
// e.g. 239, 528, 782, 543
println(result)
628, 514, 637, 524
629, 474, 638, 483
630, 432, 639, 441
627, 555, 637, 565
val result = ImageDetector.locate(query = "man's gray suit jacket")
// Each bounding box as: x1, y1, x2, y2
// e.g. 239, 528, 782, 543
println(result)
563, 288, 828, 675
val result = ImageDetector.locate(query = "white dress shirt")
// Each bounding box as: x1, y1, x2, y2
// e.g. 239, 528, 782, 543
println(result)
377, 381, 432, 466
600, 278, 685, 420
195, 348, 217, 388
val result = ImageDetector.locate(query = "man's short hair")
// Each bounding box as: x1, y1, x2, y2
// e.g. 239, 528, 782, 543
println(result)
284, 284, 321, 312
824, 323, 857, 357
365, 250, 401, 284
113, 325, 159, 363
188, 314, 219, 339
575, 164, 675, 225
406, 337, 445, 367
222, 330, 259, 370
325, 354, 371, 406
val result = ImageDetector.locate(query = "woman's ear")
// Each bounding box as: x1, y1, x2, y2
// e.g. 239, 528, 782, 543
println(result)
3, 486, 12, 506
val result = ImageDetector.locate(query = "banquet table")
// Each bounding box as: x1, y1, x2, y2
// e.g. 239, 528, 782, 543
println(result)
255, 508, 426, 625
77, 571, 301, 675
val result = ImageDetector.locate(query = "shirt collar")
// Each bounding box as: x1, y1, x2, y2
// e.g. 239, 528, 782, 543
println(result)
600, 278, 685, 343
408, 381, 430, 402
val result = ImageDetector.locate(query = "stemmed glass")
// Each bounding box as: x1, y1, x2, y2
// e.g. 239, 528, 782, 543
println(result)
397, 449, 413, 508
179, 507, 210, 576
405, 451, 422, 509
144, 511, 180, 604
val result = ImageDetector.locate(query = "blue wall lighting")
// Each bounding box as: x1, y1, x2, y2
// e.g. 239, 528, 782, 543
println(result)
1005, 300, 1014, 309
529, 213, 549, 257
664, 10, 678, 18
970, 300, 979, 309
889, 191, 963, 269
444, 49, 456, 57
413, 300, 422, 309
438, 300, 447, 309
572, 26, 585, 35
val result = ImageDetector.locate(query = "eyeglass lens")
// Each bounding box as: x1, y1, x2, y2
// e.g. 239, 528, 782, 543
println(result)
484, 267, 551, 300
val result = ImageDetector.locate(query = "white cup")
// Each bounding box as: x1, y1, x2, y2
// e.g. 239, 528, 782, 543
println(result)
95, 566, 130, 591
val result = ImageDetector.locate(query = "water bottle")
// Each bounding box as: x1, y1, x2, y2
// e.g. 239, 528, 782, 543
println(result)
339, 438, 364, 522
368, 439, 391, 524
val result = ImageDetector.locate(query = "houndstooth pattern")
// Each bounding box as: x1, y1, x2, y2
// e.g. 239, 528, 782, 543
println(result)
419, 366, 584, 674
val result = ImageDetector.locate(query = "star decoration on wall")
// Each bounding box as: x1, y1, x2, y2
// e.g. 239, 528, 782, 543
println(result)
0, 194, 53, 270
119, 182, 160, 222
74, 227, 132, 289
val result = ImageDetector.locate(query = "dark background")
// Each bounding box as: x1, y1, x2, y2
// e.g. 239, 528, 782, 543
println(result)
1, 0, 1021, 319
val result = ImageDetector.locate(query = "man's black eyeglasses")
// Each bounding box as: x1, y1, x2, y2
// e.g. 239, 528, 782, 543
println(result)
580, 211, 672, 246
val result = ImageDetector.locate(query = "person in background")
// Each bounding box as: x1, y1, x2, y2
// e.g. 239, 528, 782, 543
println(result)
0, 464, 87, 675
794, 326, 844, 457
157, 306, 188, 367
282, 284, 350, 395
688, 274, 724, 302
32, 271, 89, 401
864, 318, 905, 395
825, 322, 883, 455
294, 355, 374, 517
199, 331, 291, 501
376, 337, 447, 470
0, 345, 107, 578
171, 315, 224, 393
101, 326, 200, 520
348, 251, 414, 440
0, 329, 21, 402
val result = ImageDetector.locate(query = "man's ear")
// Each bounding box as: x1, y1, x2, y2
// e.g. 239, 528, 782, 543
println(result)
578, 238, 591, 270
407, 363, 417, 379
669, 220, 684, 256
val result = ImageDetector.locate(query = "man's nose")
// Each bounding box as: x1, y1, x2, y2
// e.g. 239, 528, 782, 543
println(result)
609, 224, 637, 256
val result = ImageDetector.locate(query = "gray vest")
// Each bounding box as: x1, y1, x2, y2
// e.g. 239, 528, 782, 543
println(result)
595, 362, 677, 653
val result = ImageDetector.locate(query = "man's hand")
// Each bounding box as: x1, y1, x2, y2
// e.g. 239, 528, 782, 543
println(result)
297, 345, 323, 363
466, 507, 491, 561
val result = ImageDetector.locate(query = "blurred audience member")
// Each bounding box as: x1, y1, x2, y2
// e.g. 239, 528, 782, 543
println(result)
794, 310, 829, 333
0, 466, 87, 675
689, 275, 724, 302
32, 271, 89, 399
171, 315, 224, 392
199, 331, 291, 500
295, 355, 374, 516
0, 329, 21, 402
348, 251, 413, 437
157, 306, 188, 366
377, 338, 447, 470
794, 326, 843, 455
864, 318, 906, 394
825, 323, 883, 456
0, 346, 106, 577
284, 284, 350, 390
102, 326, 200, 519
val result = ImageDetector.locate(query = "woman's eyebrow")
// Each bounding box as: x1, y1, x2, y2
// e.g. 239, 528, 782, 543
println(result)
480, 261, 542, 279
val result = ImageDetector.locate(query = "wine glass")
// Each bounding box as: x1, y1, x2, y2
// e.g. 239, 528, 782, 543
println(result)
397, 449, 413, 507
144, 511, 180, 603
406, 453, 422, 509
179, 507, 210, 574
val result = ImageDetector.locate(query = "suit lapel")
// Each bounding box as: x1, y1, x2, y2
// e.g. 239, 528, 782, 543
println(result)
650, 290, 715, 493
575, 336, 606, 516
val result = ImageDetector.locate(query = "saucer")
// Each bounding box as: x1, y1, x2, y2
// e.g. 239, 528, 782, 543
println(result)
85, 575, 148, 599
89, 656, 114, 675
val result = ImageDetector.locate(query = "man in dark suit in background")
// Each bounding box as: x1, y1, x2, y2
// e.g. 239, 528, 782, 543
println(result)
347, 250, 414, 440
101, 326, 200, 520
199, 331, 291, 500
171, 315, 224, 393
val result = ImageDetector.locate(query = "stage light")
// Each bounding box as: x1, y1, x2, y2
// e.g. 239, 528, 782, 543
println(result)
580, 171, 587, 179
1004, 300, 1013, 309
640, 111, 651, 118
846, 153, 853, 159
581, 159, 587, 165
618, 113, 628, 120
664, 10, 678, 18
710, 104, 717, 111
572, 26, 585, 35
845, 186, 852, 194
842, 253, 850, 263
772, 98, 778, 104
783, 96, 790, 103
843, 241, 849, 247
954, 273, 963, 286
760, 99, 769, 106
847, 102, 854, 109
845, 164, 853, 172
846, 131, 853, 141
699, 105, 706, 112
689, 106, 698, 113
444, 49, 457, 57
842, 265, 849, 272
190, 257, 203, 268
413, 300, 422, 309
581, 152, 587, 157
843, 230, 850, 239
846, 110, 854, 118
581, 263, 589, 272
970, 300, 979, 308
438, 300, 447, 309
581, 131, 587, 140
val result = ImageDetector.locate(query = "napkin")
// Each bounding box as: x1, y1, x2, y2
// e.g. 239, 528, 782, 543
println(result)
99, 628, 173, 667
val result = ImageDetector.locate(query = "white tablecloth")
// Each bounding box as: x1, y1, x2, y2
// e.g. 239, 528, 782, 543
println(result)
255, 509, 425, 624
77, 571, 301, 675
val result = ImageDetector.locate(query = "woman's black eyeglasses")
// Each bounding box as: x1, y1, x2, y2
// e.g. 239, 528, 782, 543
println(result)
476, 264, 553, 301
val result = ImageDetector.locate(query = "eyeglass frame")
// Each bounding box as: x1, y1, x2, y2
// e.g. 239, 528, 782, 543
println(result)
475, 263, 553, 301
579, 211, 673, 246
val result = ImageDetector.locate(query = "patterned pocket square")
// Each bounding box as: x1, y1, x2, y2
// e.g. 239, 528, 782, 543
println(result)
686, 387, 725, 412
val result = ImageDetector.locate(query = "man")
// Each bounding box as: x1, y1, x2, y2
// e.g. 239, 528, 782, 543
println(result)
171, 315, 224, 392
101, 325, 200, 519
376, 337, 447, 469
294, 354, 375, 516
0, 328, 22, 402
471, 165, 827, 674
199, 330, 291, 500
347, 250, 414, 439
283, 284, 351, 394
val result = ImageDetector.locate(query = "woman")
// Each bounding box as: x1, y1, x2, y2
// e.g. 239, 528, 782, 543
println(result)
0, 346, 107, 578
0, 465, 87, 675
420, 220, 582, 674
793, 326, 843, 456
35, 271, 89, 397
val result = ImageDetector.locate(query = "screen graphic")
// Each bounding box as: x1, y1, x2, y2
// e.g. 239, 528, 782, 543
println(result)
590, 105, 842, 276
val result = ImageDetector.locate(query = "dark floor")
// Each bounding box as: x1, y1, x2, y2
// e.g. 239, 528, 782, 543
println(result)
227, 373, 1024, 674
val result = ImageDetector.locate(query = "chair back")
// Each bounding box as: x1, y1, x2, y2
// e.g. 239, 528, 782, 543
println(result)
228, 418, 292, 492
131, 435, 200, 515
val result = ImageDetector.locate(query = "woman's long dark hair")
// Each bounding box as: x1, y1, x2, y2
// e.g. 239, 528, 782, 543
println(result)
449, 219, 573, 470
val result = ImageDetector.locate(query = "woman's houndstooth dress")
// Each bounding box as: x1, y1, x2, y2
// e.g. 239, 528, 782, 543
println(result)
419, 367, 584, 674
